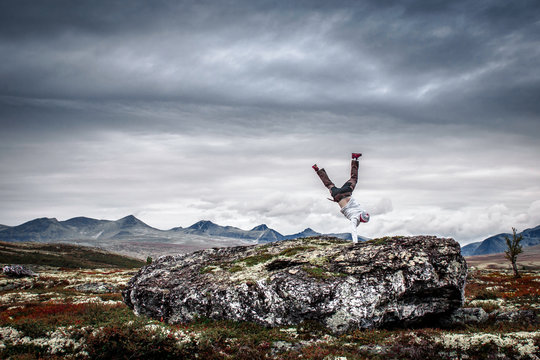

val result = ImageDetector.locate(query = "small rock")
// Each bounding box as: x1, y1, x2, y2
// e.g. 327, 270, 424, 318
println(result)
493, 309, 538, 325
75, 282, 117, 293
2, 264, 37, 278
357, 345, 389, 356
438, 307, 488, 327
271, 341, 296, 354
0, 283, 23, 291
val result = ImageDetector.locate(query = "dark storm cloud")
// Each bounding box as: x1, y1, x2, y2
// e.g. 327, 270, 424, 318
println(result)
1, 0, 539, 123
2, 0, 539, 140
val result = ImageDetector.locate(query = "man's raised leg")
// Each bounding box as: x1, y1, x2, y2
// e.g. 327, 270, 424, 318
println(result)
348, 159, 359, 191
313, 165, 335, 190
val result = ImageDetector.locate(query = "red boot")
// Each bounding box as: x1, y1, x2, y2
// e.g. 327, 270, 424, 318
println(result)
352, 153, 362, 160
312, 164, 319, 171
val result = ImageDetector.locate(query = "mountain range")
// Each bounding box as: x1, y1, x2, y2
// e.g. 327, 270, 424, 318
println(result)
0, 215, 367, 246
461, 225, 540, 256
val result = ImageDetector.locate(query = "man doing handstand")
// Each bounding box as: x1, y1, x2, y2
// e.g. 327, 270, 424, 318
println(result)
313, 153, 369, 243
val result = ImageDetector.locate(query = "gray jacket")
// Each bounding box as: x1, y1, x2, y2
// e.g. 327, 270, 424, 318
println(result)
340, 198, 369, 242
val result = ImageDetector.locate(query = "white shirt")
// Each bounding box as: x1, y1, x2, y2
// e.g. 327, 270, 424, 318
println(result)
340, 197, 369, 243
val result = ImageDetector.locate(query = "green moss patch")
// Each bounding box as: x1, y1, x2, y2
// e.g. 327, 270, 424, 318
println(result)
279, 246, 316, 257
199, 266, 217, 274
237, 253, 275, 267
302, 266, 347, 280
228, 265, 243, 273
366, 237, 391, 246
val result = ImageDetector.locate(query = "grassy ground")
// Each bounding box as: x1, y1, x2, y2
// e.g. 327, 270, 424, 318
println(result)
0, 241, 146, 269
0, 267, 538, 359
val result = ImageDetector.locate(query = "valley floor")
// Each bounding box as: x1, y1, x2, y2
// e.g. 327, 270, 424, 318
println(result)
0, 266, 538, 359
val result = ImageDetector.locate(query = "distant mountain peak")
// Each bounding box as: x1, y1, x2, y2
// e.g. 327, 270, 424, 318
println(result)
251, 224, 269, 231
188, 220, 217, 230
25, 217, 60, 226
121, 215, 138, 221
116, 215, 150, 228
62, 216, 103, 227
37, 217, 59, 222
66, 216, 94, 221
281, 227, 321, 241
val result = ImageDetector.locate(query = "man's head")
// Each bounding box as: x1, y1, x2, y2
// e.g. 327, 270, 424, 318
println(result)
352, 212, 370, 228
359, 212, 370, 223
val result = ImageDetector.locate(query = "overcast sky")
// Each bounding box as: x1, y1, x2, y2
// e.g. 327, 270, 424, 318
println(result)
1, 0, 539, 244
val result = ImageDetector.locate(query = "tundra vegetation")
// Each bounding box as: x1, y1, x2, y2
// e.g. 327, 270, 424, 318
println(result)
0, 240, 539, 359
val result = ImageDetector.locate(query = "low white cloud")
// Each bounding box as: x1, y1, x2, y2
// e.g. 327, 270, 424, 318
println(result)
361, 201, 540, 244
526, 200, 540, 225
366, 198, 393, 216
1, 124, 539, 245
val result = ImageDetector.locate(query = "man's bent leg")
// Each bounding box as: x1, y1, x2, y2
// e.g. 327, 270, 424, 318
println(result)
316, 168, 335, 190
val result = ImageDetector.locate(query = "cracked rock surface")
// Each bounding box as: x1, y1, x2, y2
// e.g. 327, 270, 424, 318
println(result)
123, 236, 467, 333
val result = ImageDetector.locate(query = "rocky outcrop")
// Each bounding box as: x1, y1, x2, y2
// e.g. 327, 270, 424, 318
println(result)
123, 236, 467, 334
1, 264, 37, 278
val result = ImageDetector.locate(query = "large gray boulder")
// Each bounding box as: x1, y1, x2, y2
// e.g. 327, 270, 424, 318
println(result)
123, 236, 467, 334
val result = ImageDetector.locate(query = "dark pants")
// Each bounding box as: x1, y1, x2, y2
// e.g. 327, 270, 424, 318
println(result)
316, 160, 358, 202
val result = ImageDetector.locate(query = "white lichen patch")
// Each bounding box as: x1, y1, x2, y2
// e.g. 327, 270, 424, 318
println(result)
3, 267, 134, 288
309, 256, 330, 267
0, 326, 23, 346
467, 298, 506, 308
0, 291, 118, 306
434, 331, 540, 359
69, 296, 123, 306
228, 261, 270, 282
0, 291, 41, 304
1, 323, 199, 357
40, 268, 135, 286
0, 278, 34, 288
1, 267, 135, 297
279, 327, 298, 338
142, 324, 200, 345
0, 326, 86, 356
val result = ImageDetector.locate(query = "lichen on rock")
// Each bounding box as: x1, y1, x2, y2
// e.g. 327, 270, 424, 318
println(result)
123, 235, 467, 334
